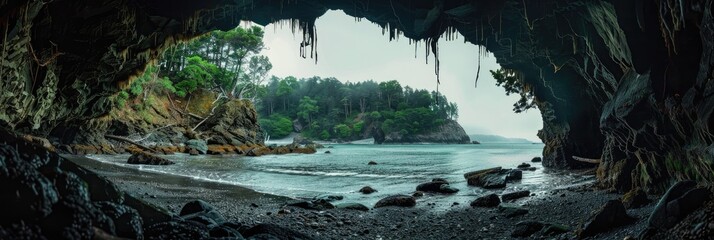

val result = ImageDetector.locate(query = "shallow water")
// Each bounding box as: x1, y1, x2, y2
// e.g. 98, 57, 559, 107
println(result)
89, 143, 592, 207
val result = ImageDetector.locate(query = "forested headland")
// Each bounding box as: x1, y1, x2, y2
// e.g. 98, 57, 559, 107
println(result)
114, 25, 463, 144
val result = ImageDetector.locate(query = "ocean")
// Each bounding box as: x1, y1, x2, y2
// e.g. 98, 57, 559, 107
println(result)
89, 143, 591, 207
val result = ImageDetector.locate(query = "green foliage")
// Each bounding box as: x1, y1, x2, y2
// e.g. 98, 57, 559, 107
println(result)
491, 69, 536, 113
319, 130, 330, 140
297, 96, 318, 123
260, 114, 293, 139
353, 121, 365, 133
115, 91, 129, 107
333, 124, 352, 139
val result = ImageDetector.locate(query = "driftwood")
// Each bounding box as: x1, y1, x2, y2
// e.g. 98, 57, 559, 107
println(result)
105, 134, 157, 153
572, 156, 602, 164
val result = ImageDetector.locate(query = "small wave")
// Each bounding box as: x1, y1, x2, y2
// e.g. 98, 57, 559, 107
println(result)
260, 168, 425, 179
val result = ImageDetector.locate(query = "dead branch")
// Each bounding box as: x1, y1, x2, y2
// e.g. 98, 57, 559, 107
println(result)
572, 156, 602, 164
105, 134, 157, 153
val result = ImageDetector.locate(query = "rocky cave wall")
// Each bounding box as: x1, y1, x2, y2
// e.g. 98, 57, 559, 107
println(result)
1, 0, 713, 193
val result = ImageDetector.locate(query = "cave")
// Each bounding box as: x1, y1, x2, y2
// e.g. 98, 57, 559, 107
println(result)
2, 0, 714, 238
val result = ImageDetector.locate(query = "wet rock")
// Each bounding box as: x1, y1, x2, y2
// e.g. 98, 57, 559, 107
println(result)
94, 201, 144, 239
374, 195, 416, 208
501, 190, 531, 201
517, 163, 531, 169
334, 203, 370, 211
648, 181, 711, 229
416, 181, 459, 194
0, 222, 46, 240
312, 194, 343, 202
144, 221, 209, 240
241, 223, 313, 240
467, 173, 506, 189
180, 200, 226, 224
531, 157, 542, 162
432, 178, 448, 183
124, 194, 175, 227
359, 186, 377, 194
463, 167, 501, 179
499, 205, 529, 218
40, 197, 94, 240
186, 139, 208, 154
579, 200, 635, 238
622, 188, 651, 209
181, 199, 215, 216
412, 191, 424, 197
522, 167, 537, 171
286, 200, 334, 210
0, 145, 59, 224
512, 221, 544, 237
59, 159, 124, 203
505, 169, 522, 182
127, 151, 175, 165
470, 194, 500, 208
368, 161, 378, 165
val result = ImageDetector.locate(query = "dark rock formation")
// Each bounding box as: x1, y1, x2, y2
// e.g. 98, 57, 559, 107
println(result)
334, 203, 370, 211
470, 194, 501, 208
374, 195, 417, 208
622, 188, 651, 209
359, 186, 377, 194
127, 151, 175, 165
1, 0, 713, 208
531, 157, 542, 163
378, 120, 470, 144
647, 181, 711, 229
416, 181, 459, 194
501, 190, 531, 202
579, 200, 636, 238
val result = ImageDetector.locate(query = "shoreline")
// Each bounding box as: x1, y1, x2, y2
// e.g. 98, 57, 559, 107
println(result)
67, 154, 654, 239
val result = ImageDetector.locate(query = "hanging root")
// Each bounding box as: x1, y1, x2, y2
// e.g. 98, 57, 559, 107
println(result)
572, 156, 602, 164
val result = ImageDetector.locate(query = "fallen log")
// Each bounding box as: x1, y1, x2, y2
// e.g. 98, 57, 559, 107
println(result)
572, 156, 602, 164
105, 134, 157, 153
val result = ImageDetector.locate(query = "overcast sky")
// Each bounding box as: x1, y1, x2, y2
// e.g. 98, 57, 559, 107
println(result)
257, 11, 542, 141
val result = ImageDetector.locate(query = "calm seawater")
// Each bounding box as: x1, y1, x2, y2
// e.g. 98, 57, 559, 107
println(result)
89, 143, 590, 206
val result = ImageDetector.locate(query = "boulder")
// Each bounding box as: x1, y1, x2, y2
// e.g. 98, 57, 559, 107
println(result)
467, 173, 506, 189
93, 201, 144, 239
188, 148, 200, 155
463, 167, 501, 179
180, 200, 215, 216
501, 190, 531, 201
0, 145, 59, 224
416, 181, 458, 194
334, 203, 370, 211
123, 194, 174, 227
517, 163, 531, 169
127, 151, 174, 165
286, 199, 334, 210
374, 195, 416, 208
531, 157, 542, 162
412, 191, 424, 197
622, 188, 650, 209
179, 200, 226, 225
312, 194, 343, 202
359, 186, 377, 194
647, 181, 711, 229
511, 221, 544, 237
579, 200, 636, 238
470, 194, 500, 208
368, 161, 378, 165
499, 205, 529, 218
185, 139, 208, 154
505, 169, 522, 182
39, 197, 94, 240
324, 151, 331, 154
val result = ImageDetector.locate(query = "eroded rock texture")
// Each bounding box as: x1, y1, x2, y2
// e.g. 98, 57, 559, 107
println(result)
1, 0, 713, 192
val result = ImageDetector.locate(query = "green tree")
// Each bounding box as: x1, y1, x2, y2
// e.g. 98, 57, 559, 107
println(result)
333, 124, 352, 139
297, 96, 318, 125
378, 80, 402, 110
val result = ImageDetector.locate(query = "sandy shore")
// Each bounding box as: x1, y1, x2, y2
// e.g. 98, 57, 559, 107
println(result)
66, 155, 653, 239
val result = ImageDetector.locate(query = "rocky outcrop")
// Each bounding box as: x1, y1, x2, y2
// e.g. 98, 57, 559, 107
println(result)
378, 120, 470, 144
196, 99, 263, 146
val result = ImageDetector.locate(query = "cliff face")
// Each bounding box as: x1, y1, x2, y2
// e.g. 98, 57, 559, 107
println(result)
377, 120, 470, 144
2, 0, 713, 192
